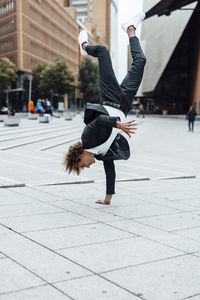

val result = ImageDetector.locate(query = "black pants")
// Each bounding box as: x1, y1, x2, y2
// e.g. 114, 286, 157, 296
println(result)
86, 37, 146, 116
188, 120, 194, 131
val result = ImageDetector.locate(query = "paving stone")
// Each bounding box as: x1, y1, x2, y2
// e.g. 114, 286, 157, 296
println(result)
0, 252, 6, 259
0, 212, 95, 233
55, 275, 139, 300
35, 184, 105, 201
24, 223, 133, 250
173, 227, 200, 242
0, 258, 43, 294
0, 234, 91, 282
58, 237, 182, 273
50, 201, 123, 222
106, 219, 200, 253
0, 285, 71, 300
144, 197, 199, 212
0, 225, 14, 236
0, 202, 64, 219
149, 191, 200, 201
104, 255, 200, 300
8, 187, 65, 203
136, 212, 200, 231
115, 180, 182, 195
192, 252, 200, 258
100, 202, 179, 219
179, 198, 200, 208
0, 189, 38, 206
96, 194, 150, 209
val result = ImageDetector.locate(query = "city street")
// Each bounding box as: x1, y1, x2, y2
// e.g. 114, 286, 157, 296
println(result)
0, 114, 200, 300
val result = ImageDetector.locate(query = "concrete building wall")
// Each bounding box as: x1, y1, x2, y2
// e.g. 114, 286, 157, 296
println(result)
141, 0, 196, 94
189, 15, 200, 113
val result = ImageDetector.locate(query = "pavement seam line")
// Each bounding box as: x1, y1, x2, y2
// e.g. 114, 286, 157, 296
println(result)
100, 221, 193, 255
0, 126, 81, 143
100, 253, 188, 275
53, 236, 137, 251
17, 186, 193, 243
0, 223, 146, 300
0, 130, 81, 151
39, 137, 80, 151
8, 184, 200, 255
2, 194, 192, 266
8, 187, 200, 254
0, 250, 74, 299
180, 292, 200, 300
0, 284, 48, 297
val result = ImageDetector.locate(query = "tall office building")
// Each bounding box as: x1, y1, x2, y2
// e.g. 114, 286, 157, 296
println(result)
62, 0, 118, 74
141, 0, 200, 114
0, 0, 79, 83
56, 0, 118, 103
63, 0, 111, 47
56, 0, 92, 24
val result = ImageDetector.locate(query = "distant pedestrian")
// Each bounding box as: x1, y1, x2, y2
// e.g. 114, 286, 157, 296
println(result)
36, 99, 43, 115
138, 103, 145, 118
187, 105, 197, 132
45, 98, 52, 116
42, 99, 47, 113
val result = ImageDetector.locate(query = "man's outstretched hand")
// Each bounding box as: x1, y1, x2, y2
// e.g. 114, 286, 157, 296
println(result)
116, 120, 137, 138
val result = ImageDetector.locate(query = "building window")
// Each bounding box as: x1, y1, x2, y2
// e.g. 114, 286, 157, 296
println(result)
0, 37, 15, 53
75, 7, 88, 12
0, 0, 14, 17
72, 0, 88, 5
0, 18, 15, 36
76, 15, 87, 23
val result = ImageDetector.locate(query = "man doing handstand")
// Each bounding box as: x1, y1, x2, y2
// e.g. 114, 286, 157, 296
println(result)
64, 13, 146, 205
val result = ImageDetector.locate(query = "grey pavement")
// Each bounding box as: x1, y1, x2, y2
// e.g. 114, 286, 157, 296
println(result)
0, 113, 200, 300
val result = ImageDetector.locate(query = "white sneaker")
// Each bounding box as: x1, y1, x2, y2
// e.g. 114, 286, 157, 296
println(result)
121, 12, 145, 31
78, 30, 88, 56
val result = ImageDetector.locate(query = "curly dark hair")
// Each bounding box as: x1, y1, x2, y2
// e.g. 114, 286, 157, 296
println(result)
63, 141, 84, 175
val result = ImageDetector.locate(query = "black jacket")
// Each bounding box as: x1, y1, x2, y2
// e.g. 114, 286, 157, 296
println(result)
188, 109, 197, 121
81, 103, 130, 194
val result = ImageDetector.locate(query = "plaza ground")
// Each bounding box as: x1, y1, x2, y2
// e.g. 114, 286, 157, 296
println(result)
0, 114, 200, 300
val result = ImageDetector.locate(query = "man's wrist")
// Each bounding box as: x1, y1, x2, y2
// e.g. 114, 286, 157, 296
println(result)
116, 120, 121, 129
105, 194, 112, 202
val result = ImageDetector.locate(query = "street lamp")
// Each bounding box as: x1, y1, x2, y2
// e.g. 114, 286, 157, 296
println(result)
27, 75, 33, 116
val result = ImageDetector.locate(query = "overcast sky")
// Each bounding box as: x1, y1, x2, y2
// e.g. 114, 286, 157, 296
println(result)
117, 0, 144, 82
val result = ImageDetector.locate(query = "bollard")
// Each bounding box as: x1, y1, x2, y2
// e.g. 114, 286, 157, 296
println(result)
28, 114, 38, 120
0, 115, 7, 122
39, 115, 49, 123
4, 116, 20, 127
64, 112, 74, 121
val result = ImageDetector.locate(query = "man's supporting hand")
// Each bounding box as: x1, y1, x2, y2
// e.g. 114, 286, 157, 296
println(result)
116, 120, 137, 138
96, 194, 112, 205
